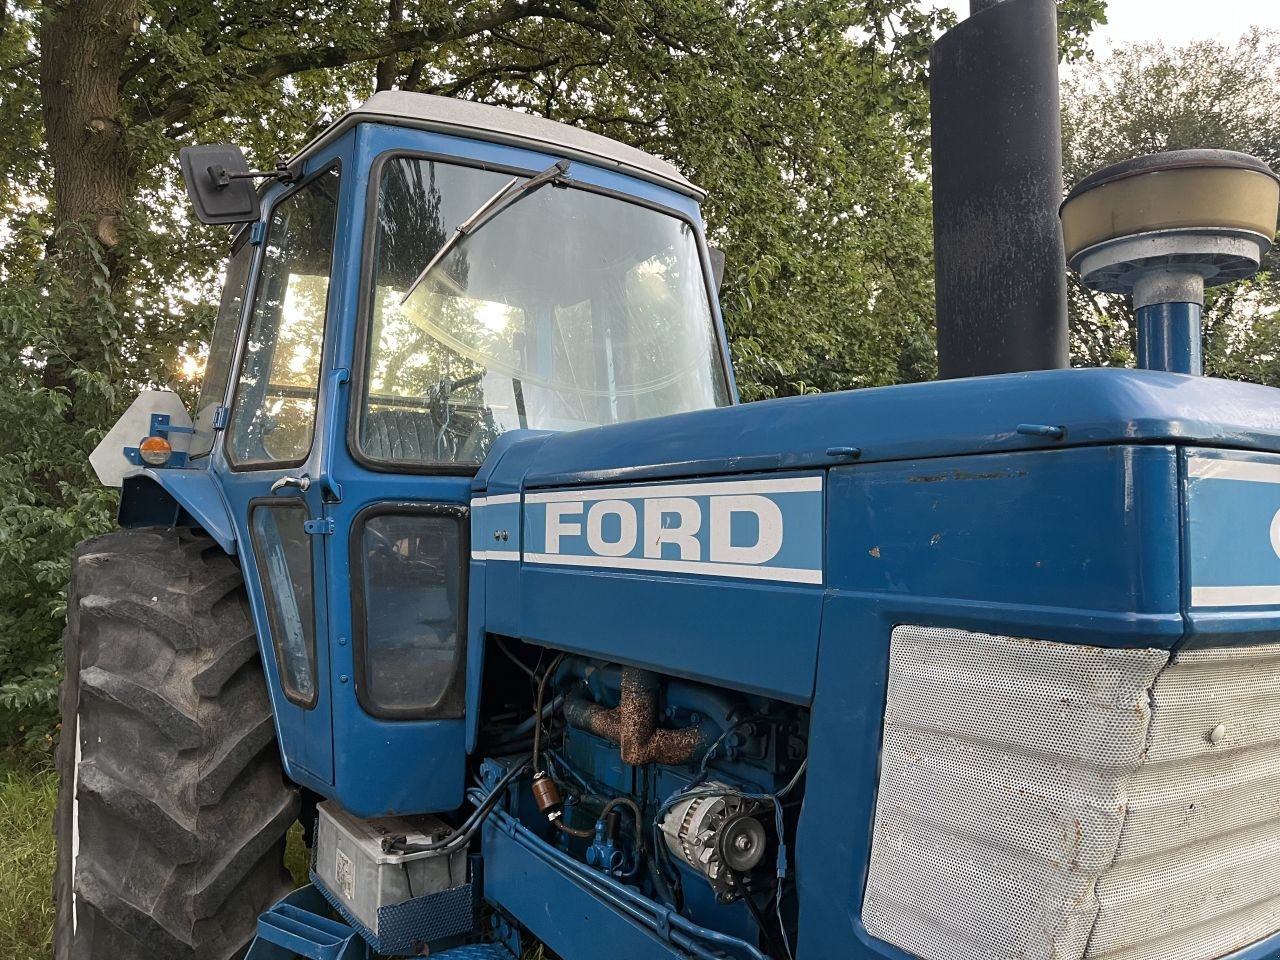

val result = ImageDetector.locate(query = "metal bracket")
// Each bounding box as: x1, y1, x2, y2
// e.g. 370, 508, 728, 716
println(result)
303, 517, 335, 536
149, 412, 193, 436
212, 405, 230, 430
250, 221, 267, 245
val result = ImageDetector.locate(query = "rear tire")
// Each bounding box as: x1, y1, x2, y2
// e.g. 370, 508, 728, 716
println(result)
54, 527, 299, 960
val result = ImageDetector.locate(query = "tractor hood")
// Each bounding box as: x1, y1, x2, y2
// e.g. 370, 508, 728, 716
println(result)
474, 367, 1280, 493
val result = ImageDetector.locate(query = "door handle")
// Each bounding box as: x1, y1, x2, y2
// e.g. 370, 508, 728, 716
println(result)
313, 367, 349, 503
270, 474, 312, 495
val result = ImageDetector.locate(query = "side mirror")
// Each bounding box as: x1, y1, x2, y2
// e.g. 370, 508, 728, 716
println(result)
179, 145, 261, 225
709, 246, 726, 291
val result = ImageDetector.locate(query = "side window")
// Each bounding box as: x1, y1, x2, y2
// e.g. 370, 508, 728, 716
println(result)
191, 237, 253, 459
352, 509, 466, 719
251, 503, 318, 708
228, 167, 340, 467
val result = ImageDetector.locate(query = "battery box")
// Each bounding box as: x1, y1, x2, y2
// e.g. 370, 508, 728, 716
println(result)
313, 800, 468, 937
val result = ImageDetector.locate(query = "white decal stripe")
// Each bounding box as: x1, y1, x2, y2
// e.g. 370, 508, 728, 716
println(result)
524, 552, 822, 584
525, 475, 823, 504
71, 714, 81, 934
1191, 585, 1280, 607
471, 550, 521, 562
471, 494, 520, 508
1188, 458, 1280, 484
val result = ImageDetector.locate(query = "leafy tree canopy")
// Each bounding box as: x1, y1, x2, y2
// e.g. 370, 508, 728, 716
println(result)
1061, 29, 1280, 379
0, 0, 1105, 747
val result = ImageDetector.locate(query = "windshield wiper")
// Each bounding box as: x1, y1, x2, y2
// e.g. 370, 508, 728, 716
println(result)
400, 159, 572, 304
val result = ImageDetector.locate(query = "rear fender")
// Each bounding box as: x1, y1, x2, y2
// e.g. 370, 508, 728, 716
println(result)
119, 469, 238, 555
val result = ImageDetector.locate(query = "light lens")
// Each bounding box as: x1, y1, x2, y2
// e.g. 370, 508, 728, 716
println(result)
138, 436, 172, 466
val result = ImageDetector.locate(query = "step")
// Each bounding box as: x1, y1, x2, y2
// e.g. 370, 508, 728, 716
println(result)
431, 947, 518, 960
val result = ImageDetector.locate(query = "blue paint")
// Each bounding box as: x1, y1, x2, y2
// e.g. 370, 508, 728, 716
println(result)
123, 466, 238, 553
518, 566, 822, 703
508, 367, 1280, 487
826, 446, 1183, 633
247, 886, 367, 960
1137, 300, 1203, 375
247, 885, 518, 960
1181, 448, 1280, 649
1185, 449, 1280, 598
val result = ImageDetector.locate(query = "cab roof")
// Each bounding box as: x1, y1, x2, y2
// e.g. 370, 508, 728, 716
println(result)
292, 91, 702, 199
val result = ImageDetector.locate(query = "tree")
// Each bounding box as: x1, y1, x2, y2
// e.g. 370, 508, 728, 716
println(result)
1061, 29, 1280, 379
0, 0, 1104, 747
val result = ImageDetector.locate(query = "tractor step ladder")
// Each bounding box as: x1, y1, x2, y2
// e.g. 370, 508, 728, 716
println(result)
244, 884, 516, 960
245, 885, 367, 960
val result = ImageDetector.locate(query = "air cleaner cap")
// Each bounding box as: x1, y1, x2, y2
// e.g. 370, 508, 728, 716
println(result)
1060, 149, 1280, 293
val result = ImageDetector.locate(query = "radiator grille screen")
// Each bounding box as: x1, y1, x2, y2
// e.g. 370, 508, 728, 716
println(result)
861, 626, 1280, 960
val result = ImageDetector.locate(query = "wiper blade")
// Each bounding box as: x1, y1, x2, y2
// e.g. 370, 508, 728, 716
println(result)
400, 159, 571, 304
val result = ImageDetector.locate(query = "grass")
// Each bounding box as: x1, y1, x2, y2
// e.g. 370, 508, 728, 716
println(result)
0, 757, 56, 960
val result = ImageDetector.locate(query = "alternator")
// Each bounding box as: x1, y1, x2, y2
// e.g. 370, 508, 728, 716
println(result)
659, 784, 768, 902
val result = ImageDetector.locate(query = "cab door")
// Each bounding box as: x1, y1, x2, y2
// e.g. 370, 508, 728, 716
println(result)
217, 156, 349, 790
307, 131, 479, 817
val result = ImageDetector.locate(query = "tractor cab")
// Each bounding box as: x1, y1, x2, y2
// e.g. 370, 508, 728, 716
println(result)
127, 92, 735, 815
183, 99, 734, 473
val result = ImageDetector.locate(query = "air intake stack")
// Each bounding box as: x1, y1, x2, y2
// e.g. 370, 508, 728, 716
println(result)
1060, 150, 1280, 375
930, 0, 1069, 379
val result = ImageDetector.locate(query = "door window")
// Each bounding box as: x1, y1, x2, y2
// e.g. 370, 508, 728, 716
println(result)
352, 508, 466, 718
191, 237, 253, 459
228, 167, 340, 468
251, 502, 319, 708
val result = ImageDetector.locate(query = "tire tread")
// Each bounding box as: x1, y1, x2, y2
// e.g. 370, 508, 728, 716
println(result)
54, 527, 298, 960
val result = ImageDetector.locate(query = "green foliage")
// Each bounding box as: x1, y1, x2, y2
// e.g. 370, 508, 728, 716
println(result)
0, 226, 120, 753
0, 0, 1111, 751
1061, 30, 1280, 378
465, 1, 948, 398
1057, 0, 1108, 62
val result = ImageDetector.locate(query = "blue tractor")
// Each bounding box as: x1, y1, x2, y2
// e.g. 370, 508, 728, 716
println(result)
53, 2, 1280, 959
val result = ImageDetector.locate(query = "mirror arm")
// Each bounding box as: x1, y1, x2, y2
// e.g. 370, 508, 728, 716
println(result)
206, 161, 296, 190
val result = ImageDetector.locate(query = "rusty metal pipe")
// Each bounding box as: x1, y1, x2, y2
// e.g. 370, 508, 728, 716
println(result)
556, 661, 746, 730
564, 667, 718, 765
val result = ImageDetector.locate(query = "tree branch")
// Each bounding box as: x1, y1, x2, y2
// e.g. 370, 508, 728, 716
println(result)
159, 0, 614, 126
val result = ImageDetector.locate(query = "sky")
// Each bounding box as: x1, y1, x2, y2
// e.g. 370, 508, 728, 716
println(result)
937, 0, 1280, 50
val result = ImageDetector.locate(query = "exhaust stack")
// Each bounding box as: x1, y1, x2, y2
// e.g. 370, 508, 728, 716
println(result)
930, 0, 1069, 379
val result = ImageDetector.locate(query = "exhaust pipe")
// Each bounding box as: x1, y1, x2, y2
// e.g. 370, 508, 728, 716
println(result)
930, 0, 1069, 379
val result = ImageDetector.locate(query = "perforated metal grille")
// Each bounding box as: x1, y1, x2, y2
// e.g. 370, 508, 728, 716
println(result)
861, 627, 1280, 960
1089, 643, 1280, 960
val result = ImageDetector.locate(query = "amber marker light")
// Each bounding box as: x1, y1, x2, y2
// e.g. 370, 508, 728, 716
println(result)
138, 436, 173, 466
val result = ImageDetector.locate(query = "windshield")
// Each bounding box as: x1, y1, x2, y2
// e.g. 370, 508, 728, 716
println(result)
359, 156, 731, 467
